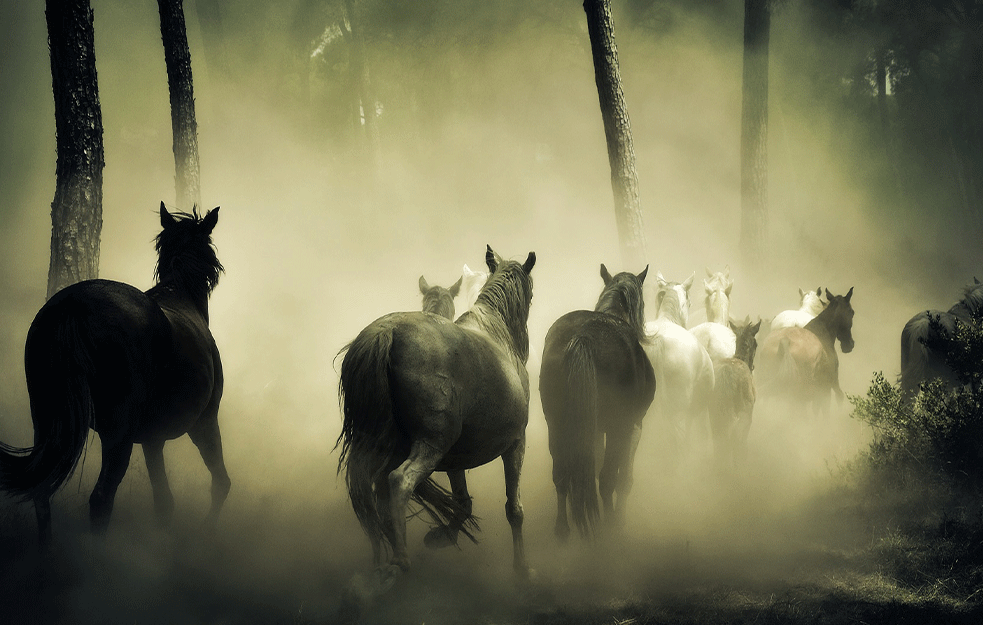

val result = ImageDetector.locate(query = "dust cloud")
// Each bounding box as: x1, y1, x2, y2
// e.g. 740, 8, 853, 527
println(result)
0, 1, 978, 623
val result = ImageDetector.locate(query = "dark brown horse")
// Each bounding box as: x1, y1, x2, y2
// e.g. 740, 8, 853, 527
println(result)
757, 288, 855, 416
0, 203, 229, 546
540, 264, 655, 539
900, 279, 983, 401
709, 317, 761, 472
337, 246, 536, 576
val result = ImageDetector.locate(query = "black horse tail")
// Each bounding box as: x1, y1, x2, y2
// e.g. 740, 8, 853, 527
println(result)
336, 325, 477, 551
560, 335, 600, 539
0, 316, 94, 502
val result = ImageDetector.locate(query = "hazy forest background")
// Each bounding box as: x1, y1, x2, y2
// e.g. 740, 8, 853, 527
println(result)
1, 1, 983, 623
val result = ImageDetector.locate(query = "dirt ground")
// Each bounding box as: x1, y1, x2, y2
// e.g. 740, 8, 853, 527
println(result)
2, 402, 980, 625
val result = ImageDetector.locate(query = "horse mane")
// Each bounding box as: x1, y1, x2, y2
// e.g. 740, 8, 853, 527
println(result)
458, 260, 533, 363
152, 207, 223, 307
421, 288, 455, 320
656, 286, 687, 326
595, 275, 647, 342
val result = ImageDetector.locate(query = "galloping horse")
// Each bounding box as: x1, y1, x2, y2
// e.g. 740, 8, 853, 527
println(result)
540, 264, 655, 539
771, 287, 826, 331
418, 274, 462, 320
757, 288, 855, 416
644, 273, 714, 452
709, 317, 761, 472
900, 279, 983, 400
690, 267, 737, 361
337, 246, 536, 576
0, 203, 230, 546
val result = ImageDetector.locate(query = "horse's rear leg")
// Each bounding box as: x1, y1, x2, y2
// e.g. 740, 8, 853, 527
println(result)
503, 434, 531, 577
424, 470, 471, 549
388, 440, 444, 571
551, 458, 571, 543
90, 440, 133, 535
143, 440, 175, 527
616, 422, 643, 524
188, 414, 231, 526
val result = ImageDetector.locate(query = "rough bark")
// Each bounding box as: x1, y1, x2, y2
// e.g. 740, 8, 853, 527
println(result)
584, 0, 647, 269
740, 0, 770, 270
158, 0, 201, 211
45, 0, 105, 299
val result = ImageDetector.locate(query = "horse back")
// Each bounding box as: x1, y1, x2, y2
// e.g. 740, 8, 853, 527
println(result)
901, 309, 959, 395
381, 312, 530, 470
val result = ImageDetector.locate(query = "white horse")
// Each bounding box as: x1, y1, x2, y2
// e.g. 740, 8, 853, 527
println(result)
690, 267, 736, 361
644, 272, 715, 454
458, 264, 489, 317
771, 287, 826, 331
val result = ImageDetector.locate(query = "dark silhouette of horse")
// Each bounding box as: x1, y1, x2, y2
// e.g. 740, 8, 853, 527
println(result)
418, 274, 462, 320
0, 203, 230, 547
337, 245, 536, 576
709, 317, 761, 472
900, 279, 983, 401
539, 264, 655, 540
757, 288, 855, 416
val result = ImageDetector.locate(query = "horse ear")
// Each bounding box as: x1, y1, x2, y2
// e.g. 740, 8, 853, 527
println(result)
975, 277, 980, 285
419, 275, 430, 295
682, 272, 695, 291
816, 287, 822, 296
725, 282, 733, 296
705, 267, 713, 278
724, 265, 730, 278
751, 319, 762, 334
485, 245, 499, 273
522, 251, 536, 274
845, 286, 854, 302
637, 265, 648, 284
159, 201, 176, 228
798, 287, 805, 298
704, 278, 712, 293
825, 288, 833, 301
201, 206, 220, 234
449, 276, 462, 297
600, 263, 613, 285
656, 271, 667, 286
463, 264, 474, 277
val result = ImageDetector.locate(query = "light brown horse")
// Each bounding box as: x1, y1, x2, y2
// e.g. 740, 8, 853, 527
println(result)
709, 317, 761, 472
756, 288, 854, 416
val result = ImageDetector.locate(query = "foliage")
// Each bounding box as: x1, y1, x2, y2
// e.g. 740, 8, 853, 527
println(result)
850, 305, 983, 490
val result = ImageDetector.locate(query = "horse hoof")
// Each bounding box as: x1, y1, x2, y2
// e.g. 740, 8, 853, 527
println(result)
424, 525, 457, 549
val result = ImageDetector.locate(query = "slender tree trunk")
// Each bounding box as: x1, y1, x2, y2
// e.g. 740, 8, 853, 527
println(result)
342, 0, 380, 178
45, 0, 105, 299
583, 0, 647, 269
158, 0, 201, 211
740, 0, 770, 270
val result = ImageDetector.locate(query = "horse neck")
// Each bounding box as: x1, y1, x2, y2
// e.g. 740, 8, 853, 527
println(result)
459, 301, 529, 363
596, 290, 645, 342
422, 292, 454, 320
148, 278, 210, 323
803, 308, 838, 349
705, 290, 729, 324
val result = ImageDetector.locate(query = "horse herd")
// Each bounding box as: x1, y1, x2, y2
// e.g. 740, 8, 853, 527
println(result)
0, 205, 976, 585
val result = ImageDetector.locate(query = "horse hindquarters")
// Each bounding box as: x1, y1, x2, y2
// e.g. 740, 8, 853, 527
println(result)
541, 334, 600, 540
0, 313, 96, 546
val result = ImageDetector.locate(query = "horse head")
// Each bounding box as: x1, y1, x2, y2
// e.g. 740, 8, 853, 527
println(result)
824, 287, 855, 353
654, 271, 694, 326
597, 264, 648, 339
419, 274, 461, 320
730, 316, 762, 370
799, 287, 827, 316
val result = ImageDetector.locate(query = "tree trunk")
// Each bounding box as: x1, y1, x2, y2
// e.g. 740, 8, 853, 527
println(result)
45, 0, 105, 300
740, 0, 770, 270
158, 0, 201, 211
342, 0, 381, 179
583, 0, 647, 269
